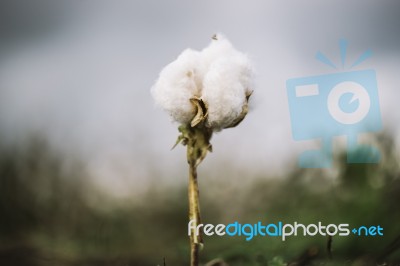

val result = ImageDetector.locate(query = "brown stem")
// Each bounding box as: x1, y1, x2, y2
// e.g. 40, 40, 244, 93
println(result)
188, 161, 202, 266
175, 124, 210, 266
327, 235, 333, 260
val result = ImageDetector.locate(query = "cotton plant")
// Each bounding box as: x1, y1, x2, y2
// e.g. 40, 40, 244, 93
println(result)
151, 34, 254, 266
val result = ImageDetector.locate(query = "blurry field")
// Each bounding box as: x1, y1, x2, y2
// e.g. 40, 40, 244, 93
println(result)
0, 134, 400, 266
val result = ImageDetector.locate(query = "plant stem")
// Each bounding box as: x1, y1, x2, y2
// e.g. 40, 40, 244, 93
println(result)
176, 124, 211, 266
188, 161, 201, 266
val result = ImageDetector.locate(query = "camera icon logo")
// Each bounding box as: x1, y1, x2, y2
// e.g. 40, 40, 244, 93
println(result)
286, 40, 382, 168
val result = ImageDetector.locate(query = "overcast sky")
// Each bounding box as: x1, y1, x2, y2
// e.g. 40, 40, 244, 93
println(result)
0, 0, 399, 196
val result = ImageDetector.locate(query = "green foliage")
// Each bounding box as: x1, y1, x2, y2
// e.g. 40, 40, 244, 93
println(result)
268, 256, 285, 266
0, 133, 400, 265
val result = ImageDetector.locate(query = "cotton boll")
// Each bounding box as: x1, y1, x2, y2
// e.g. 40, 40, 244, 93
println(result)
151, 49, 202, 124
152, 34, 255, 130
202, 53, 254, 130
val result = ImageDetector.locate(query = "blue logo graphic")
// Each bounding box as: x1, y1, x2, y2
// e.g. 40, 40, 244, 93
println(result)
286, 40, 382, 168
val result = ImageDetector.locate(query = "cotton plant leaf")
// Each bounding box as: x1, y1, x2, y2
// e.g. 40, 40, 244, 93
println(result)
187, 126, 212, 167
171, 134, 185, 150
172, 124, 212, 166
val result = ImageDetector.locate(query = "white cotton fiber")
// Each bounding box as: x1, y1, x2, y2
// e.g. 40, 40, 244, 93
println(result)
151, 49, 202, 124
202, 55, 253, 130
151, 34, 254, 130
201, 34, 236, 68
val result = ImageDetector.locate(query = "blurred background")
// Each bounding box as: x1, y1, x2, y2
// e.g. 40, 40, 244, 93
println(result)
0, 0, 399, 265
